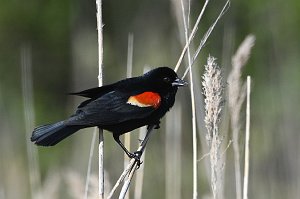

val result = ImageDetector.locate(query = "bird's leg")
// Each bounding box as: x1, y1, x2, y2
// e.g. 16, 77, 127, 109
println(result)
113, 134, 142, 166
139, 122, 159, 143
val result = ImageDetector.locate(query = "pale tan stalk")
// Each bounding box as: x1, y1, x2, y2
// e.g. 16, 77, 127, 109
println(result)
124, 33, 134, 170
108, 125, 155, 199
180, 0, 198, 198
96, 0, 104, 198
182, 0, 230, 79
85, 1, 105, 196
243, 76, 251, 199
174, 0, 210, 72
123, 33, 134, 199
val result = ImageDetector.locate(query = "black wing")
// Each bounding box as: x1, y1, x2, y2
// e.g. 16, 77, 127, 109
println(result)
69, 84, 115, 98
69, 84, 116, 108
67, 91, 156, 126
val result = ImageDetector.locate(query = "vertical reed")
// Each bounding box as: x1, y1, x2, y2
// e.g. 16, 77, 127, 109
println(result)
124, 33, 134, 199
243, 76, 251, 199
96, 0, 104, 198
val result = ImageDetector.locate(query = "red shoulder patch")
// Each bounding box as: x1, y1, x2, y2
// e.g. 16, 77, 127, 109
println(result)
127, 92, 161, 109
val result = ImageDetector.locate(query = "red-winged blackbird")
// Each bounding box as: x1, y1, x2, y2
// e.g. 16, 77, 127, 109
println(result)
31, 67, 187, 159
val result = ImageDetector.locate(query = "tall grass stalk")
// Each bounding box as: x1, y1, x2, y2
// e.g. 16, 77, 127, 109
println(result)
180, 0, 198, 198
182, 0, 230, 78
118, 125, 155, 199
174, 0, 210, 72
21, 44, 41, 199
108, 125, 155, 199
173, 2, 230, 197
202, 56, 224, 199
228, 35, 255, 199
124, 34, 134, 190
96, 0, 104, 198
243, 76, 251, 199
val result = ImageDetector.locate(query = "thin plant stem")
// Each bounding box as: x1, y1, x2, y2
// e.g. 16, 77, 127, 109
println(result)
182, 0, 230, 79
96, 0, 104, 198
119, 125, 155, 199
108, 125, 155, 199
172, 0, 211, 183
124, 34, 134, 187
243, 76, 251, 199
180, 0, 198, 198
174, 0, 210, 72
108, 165, 132, 199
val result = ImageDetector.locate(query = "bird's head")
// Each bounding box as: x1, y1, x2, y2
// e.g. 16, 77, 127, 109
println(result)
143, 67, 187, 94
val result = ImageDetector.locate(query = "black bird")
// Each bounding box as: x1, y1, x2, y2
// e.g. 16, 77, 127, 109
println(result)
31, 67, 187, 160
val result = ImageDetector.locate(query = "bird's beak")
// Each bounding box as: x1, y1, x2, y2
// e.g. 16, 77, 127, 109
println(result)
172, 77, 188, 87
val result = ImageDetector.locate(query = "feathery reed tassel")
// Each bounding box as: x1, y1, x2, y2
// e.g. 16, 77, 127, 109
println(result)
202, 56, 224, 199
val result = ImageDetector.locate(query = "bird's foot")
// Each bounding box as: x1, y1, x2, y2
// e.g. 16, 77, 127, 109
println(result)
128, 151, 143, 169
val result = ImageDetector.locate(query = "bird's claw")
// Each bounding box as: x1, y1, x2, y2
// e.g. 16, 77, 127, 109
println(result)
128, 151, 143, 169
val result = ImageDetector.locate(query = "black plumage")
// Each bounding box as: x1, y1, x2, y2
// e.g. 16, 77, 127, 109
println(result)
31, 67, 187, 158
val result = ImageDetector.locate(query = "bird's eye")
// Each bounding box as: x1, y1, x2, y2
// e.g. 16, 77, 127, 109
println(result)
163, 77, 171, 83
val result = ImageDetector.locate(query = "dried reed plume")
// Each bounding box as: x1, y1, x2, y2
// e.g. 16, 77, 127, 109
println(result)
202, 56, 224, 199
227, 35, 255, 199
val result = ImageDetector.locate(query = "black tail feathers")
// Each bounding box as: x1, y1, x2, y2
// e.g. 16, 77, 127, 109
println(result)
31, 121, 81, 146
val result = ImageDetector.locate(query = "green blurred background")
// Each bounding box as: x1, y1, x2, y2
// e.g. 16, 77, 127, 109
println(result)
1, 0, 299, 198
